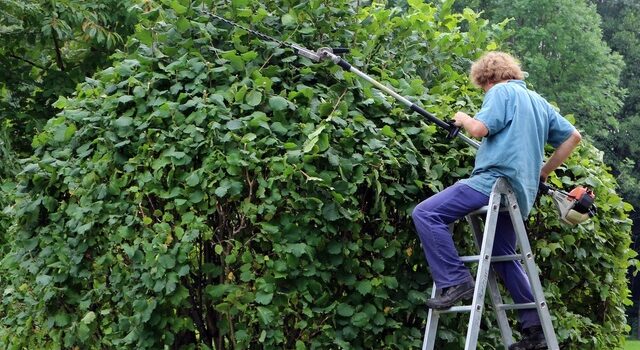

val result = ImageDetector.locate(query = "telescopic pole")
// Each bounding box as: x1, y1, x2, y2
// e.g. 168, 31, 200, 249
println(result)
208, 13, 481, 149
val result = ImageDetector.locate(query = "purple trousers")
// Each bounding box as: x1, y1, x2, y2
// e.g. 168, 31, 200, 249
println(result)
412, 182, 541, 329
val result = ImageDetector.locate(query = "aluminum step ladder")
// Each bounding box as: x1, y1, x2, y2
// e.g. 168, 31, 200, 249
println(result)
422, 178, 559, 350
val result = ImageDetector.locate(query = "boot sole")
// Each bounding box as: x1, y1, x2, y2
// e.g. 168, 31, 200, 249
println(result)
427, 288, 475, 310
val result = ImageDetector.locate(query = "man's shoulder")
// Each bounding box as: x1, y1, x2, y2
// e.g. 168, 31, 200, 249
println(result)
491, 81, 526, 97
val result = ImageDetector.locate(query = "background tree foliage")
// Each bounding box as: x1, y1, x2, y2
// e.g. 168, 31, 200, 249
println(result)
0, 0, 635, 349
590, 0, 640, 333
589, 0, 640, 218
451, 0, 626, 137
0, 0, 139, 264
0, 0, 139, 156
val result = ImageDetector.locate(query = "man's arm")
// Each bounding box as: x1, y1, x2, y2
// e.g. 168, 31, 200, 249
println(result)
453, 111, 489, 138
540, 130, 582, 181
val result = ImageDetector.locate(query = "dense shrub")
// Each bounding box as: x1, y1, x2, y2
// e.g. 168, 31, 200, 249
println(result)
0, 0, 634, 349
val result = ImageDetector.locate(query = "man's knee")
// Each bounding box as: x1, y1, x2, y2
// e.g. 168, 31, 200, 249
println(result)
412, 201, 439, 225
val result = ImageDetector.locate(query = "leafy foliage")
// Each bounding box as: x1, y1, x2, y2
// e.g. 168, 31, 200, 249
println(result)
530, 142, 635, 348
590, 0, 640, 225
0, 0, 140, 297
0, 0, 634, 349
0, 0, 139, 155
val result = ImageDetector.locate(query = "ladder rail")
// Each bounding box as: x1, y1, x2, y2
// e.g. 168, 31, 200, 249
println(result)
468, 214, 513, 350
464, 188, 502, 350
503, 188, 560, 350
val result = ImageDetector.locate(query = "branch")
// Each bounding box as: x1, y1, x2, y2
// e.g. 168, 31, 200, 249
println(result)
7, 53, 47, 70
51, 28, 66, 71
184, 278, 213, 344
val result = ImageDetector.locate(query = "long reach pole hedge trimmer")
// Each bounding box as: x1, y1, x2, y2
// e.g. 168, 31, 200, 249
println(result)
208, 12, 596, 225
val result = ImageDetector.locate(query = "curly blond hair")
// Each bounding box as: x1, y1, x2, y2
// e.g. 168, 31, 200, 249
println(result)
470, 51, 524, 88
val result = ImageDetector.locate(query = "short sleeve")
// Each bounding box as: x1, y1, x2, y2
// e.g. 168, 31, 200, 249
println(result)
474, 84, 511, 136
546, 106, 575, 147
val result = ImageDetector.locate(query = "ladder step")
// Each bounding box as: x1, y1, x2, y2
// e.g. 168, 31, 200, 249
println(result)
496, 302, 537, 311
433, 302, 537, 315
469, 205, 510, 216
435, 305, 474, 314
460, 254, 522, 263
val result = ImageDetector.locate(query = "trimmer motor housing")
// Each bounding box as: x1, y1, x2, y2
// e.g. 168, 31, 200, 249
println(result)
540, 182, 596, 225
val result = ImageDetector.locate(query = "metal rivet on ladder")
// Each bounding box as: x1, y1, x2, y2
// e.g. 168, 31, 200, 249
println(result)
540, 301, 547, 308
512, 204, 518, 210
492, 204, 498, 211
484, 254, 489, 260
526, 253, 532, 259
476, 305, 482, 311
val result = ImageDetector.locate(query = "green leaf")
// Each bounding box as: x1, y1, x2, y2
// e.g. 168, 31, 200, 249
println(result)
136, 29, 153, 46
269, 96, 289, 111
241, 133, 257, 143
115, 116, 133, 128
356, 280, 372, 295
282, 13, 297, 27
215, 183, 230, 197
303, 136, 319, 153
226, 119, 243, 130
322, 203, 339, 221
118, 95, 134, 104
256, 306, 274, 325
381, 125, 396, 138
246, 90, 262, 106
176, 17, 191, 32
337, 303, 354, 317
133, 86, 146, 98
284, 243, 308, 257
373, 237, 387, 250
255, 291, 274, 305
159, 255, 176, 269
81, 311, 96, 325
53, 96, 68, 109
185, 172, 200, 187
36, 275, 52, 286
206, 284, 232, 299
54, 124, 76, 142
351, 312, 369, 327
171, 0, 188, 14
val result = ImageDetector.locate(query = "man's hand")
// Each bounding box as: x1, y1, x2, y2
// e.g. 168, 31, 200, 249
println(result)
539, 173, 548, 183
452, 111, 488, 138
453, 111, 471, 127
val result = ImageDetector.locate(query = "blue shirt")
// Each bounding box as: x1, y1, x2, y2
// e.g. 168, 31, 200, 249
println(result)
460, 80, 575, 216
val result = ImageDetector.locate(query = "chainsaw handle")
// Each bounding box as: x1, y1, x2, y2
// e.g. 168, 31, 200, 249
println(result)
538, 180, 551, 196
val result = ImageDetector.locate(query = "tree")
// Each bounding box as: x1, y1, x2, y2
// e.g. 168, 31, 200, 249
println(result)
587, 0, 640, 335
0, 0, 139, 155
0, 0, 139, 266
588, 0, 640, 209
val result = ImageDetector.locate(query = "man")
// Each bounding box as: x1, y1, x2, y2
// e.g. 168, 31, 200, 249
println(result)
411, 51, 581, 350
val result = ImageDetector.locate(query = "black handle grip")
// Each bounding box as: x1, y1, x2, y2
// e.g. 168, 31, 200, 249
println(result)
446, 120, 460, 139
332, 47, 350, 55
538, 180, 551, 196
